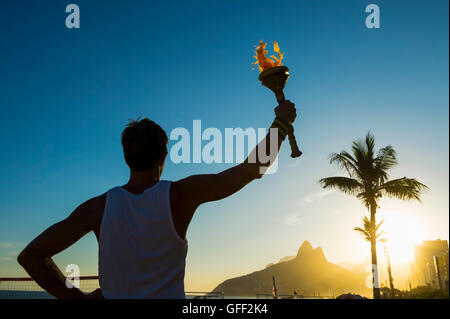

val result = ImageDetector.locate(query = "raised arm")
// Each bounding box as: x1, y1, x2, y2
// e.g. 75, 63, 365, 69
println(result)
17, 194, 105, 299
170, 100, 297, 239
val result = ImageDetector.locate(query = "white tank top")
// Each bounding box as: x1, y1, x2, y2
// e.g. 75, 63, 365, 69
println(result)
99, 180, 188, 299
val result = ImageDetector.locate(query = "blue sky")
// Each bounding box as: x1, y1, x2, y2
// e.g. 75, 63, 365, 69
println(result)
0, 0, 448, 291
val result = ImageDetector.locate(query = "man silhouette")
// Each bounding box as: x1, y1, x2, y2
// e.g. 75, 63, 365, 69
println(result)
18, 100, 297, 299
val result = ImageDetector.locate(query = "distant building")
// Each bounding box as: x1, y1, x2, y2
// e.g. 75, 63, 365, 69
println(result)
412, 240, 449, 289
436, 251, 449, 289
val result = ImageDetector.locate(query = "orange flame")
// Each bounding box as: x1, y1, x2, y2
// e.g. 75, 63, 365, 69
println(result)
253, 40, 284, 72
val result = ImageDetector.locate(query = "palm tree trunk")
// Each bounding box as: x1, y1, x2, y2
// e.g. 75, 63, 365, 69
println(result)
370, 203, 381, 299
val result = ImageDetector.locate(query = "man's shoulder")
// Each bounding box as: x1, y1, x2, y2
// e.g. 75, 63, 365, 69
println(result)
86, 193, 107, 209
72, 193, 107, 233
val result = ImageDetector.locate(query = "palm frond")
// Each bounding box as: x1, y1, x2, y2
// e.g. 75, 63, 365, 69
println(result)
354, 226, 371, 242
379, 177, 429, 202
329, 152, 361, 180
365, 132, 376, 159
319, 177, 364, 195
375, 219, 384, 233
354, 216, 384, 242
351, 139, 367, 167
375, 145, 397, 170
351, 135, 376, 185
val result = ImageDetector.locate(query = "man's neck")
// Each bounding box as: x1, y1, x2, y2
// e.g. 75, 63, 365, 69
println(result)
122, 169, 160, 195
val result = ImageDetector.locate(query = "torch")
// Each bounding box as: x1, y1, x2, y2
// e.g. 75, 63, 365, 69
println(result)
254, 41, 302, 158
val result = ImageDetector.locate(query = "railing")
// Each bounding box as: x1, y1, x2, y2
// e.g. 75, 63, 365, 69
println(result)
0, 276, 224, 299
1, 277, 336, 299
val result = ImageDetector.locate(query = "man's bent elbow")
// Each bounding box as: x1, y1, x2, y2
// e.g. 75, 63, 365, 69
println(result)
17, 247, 42, 269
17, 249, 30, 268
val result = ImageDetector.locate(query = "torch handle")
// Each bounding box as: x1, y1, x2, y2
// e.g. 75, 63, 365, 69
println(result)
275, 91, 302, 158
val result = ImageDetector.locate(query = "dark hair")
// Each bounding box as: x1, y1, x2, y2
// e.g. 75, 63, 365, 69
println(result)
121, 118, 168, 171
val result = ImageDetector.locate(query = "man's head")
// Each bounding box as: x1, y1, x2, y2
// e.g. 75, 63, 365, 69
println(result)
121, 118, 168, 175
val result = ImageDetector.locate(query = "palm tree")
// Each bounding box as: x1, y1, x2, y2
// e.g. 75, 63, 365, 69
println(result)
319, 132, 428, 299
353, 217, 389, 296
354, 216, 384, 244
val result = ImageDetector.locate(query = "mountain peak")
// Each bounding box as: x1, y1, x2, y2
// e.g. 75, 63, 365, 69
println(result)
213, 240, 365, 296
297, 240, 313, 256
314, 247, 327, 261
296, 241, 327, 262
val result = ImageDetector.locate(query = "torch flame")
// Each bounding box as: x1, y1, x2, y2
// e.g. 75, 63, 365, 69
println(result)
253, 40, 284, 72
